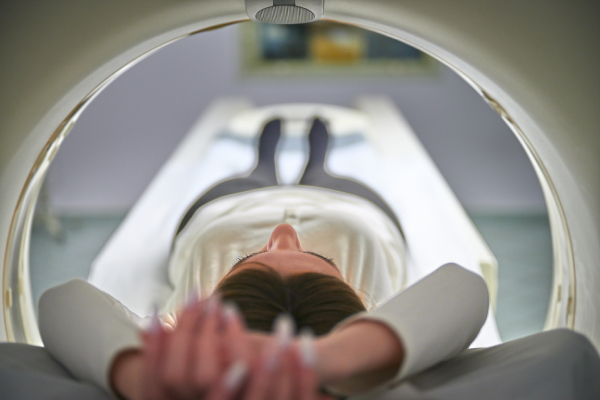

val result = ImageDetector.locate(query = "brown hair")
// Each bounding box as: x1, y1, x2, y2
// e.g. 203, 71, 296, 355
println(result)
215, 265, 366, 336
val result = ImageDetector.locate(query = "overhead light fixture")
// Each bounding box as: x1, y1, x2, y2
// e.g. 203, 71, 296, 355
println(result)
245, 0, 324, 24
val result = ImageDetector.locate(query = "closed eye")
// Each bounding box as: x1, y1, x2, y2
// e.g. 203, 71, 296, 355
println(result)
302, 251, 336, 267
231, 251, 265, 268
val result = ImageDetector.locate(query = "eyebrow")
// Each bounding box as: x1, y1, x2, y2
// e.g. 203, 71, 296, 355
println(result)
230, 250, 338, 271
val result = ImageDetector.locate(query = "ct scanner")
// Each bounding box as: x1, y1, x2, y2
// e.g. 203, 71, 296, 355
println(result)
0, 0, 598, 358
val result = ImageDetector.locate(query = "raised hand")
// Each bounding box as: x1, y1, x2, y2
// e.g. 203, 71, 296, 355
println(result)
131, 296, 329, 400
140, 296, 241, 399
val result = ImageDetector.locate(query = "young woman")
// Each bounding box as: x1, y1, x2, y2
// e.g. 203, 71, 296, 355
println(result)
38, 119, 489, 400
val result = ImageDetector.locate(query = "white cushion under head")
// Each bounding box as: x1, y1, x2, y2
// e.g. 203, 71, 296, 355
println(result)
226, 103, 370, 138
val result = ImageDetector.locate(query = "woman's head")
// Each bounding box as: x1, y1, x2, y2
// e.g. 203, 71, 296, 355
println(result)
216, 267, 366, 336
215, 223, 366, 335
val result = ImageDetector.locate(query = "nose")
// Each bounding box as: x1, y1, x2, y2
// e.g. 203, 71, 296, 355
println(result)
266, 224, 303, 252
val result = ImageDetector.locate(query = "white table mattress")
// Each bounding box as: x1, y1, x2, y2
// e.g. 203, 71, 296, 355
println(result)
88, 96, 501, 347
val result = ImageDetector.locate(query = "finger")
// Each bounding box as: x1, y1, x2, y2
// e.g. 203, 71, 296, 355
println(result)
297, 353, 319, 400
265, 314, 294, 400
243, 341, 278, 400
222, 302, 249, 364
204, 360, 248, 400
161, 297, 202, 398
192, 295, 223, 389
272, 346, 295, 400
141, 310, 169, 400
297, 331, 319, 400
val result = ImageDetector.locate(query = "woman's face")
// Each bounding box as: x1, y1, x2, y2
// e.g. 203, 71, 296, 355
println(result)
226, 224, 344, 280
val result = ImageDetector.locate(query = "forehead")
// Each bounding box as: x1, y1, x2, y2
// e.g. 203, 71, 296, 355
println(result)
229, 251, 342, 279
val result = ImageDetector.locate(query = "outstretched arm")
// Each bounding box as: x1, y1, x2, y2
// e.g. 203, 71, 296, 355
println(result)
38, 279, 144, 395
315, 263, 489, 395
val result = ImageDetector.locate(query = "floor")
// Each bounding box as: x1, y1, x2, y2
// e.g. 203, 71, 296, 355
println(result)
29, 212, 552, 343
